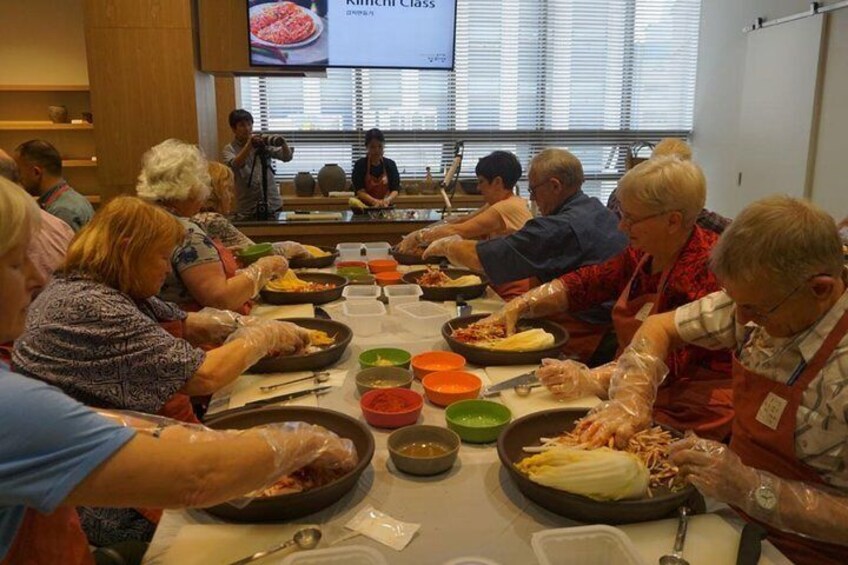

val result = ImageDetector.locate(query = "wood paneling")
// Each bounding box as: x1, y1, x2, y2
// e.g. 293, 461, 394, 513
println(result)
214, 76, 237, 158
84, 0, 191, 29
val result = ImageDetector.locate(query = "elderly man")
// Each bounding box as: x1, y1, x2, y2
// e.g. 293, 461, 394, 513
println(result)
576, 196, 848, 564
14, 139, 94, 232
423, 148, 627, 362
0, 149, 73, 291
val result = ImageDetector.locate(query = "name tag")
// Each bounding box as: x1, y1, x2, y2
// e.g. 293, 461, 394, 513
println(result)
635, 302, 654, 322
755, 392, 788, 430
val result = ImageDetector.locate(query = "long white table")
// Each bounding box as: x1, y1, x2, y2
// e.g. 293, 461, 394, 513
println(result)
144, 295, 791, 565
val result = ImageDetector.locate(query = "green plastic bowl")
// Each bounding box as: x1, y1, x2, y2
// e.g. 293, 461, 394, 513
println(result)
337, 266, 370, 278
359, 348, 412, 369
445, 399, 512, 444
236, 242, 273, 265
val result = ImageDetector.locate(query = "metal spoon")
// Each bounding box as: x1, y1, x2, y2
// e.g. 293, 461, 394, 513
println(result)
228, 527, 322, 565
260, 372, 330, 393
514, 383, 542, 397
659, 507, 690, 565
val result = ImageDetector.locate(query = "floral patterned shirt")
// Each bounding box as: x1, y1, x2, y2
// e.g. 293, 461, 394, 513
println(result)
158, 216, 223, 306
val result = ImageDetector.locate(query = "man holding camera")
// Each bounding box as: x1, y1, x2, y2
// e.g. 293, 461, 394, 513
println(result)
223, 109, 293, 220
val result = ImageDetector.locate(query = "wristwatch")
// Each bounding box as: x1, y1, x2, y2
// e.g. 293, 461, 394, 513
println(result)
754, 476, 778, 511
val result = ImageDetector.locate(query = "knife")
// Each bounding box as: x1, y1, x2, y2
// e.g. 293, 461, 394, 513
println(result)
735, 522, 767, 565
244, 386, 333, 408
482, 371, 540, 397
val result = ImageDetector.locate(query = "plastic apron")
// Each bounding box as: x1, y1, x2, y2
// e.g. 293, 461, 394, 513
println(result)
729, 309, 848, 565
363, 156, 390, 201
612, 254, 733, 441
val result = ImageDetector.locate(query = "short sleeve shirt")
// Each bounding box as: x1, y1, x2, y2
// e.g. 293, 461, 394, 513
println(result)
159, 216, 223, 305
38, 180, 94, 233
222, 140, 284, 218
0, 366, 135, 560
13, 275, 205, 414
485, 195, 533, 237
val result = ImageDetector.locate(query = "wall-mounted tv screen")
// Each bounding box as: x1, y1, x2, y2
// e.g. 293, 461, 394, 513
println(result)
247, 0, 457, 70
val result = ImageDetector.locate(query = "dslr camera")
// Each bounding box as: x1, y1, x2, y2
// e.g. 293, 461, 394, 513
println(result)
251, 134, 287, 149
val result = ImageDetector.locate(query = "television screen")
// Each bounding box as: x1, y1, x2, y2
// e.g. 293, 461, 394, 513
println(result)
247, 0, 457, 70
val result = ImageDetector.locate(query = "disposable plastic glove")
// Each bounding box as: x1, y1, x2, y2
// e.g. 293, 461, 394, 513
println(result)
536, 359, 612, 400
422, 234, 461, 259
397, 230, 425, 254
237, 255, 289, 296
478, 279, 569, 334
225, 319, 311, 367
272, 241, 311, 259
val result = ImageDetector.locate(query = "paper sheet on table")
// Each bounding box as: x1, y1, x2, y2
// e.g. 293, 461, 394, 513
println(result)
485, 365, 599, 418
250, 303, 315, 320
206, 370, 347, 416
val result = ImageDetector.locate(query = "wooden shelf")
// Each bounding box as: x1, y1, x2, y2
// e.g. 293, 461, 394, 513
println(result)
63, 159, 97, 168
0, 85, 89, 92
0, 121, 93, 131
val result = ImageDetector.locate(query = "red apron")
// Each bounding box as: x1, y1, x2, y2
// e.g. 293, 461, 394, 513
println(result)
613, 254, 733, 440
363, 156, 390, 201
729, 309, 848, 564
183, 238, 251, 316
2, 508, 92, 565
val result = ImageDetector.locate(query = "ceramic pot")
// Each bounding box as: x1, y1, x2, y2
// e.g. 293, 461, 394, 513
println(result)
404, 182, 421, 195
48, 105, 69, 124
317, 163, 346, 196
294, 171, 316, 197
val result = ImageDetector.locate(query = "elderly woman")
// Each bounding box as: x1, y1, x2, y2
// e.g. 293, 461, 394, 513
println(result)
575, 196, 848, 564
13, 196, 313, 545
482, 156, 733, 440
136, 139, 288, 314
396, 151, 532, 254
193, 162, 309, 259
352, 128, 401, 208
0, 177, 354, 562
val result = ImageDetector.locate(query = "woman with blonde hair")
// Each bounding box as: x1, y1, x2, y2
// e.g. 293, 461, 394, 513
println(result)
0, 177, 354, 562
13, 195, 313, 545
137, 139, 287, 314
482, 156, 733, 440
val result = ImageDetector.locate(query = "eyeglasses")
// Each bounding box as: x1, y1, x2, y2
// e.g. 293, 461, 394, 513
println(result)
734, 275, 834, 321
619, 210, 671, 228
527, 178, 553, 197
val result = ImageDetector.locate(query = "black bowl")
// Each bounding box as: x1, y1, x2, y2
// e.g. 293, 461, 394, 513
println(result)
260, 273, 347, 305
442, 313, 568, 366
204, 406, 374, 522
389, 247, 443, 266
402, 268, 488, 301
251, 318, 352, 373
289, 247, 339, 269
497, 408, 696, 524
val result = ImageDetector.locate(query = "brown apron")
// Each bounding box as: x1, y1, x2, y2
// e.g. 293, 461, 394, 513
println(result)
729, 309, 848, 564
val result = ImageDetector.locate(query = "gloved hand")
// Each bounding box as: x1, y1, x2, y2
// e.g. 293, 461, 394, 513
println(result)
397, 230, 424, 254
536, 359, 611, 400
186, 307, 256, 344
422, 234, 461, 259
669, 434, 758, 504
237, 255, 289, 296
272, 241, 311, 259
477, 279, 569, 334
258, 421, 358, 479
225, 319, 311, 367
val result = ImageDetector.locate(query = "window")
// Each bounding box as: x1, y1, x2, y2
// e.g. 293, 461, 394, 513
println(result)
237, 0, 701, 202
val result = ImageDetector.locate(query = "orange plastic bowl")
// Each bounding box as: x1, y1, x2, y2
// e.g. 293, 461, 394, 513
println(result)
360, 388, 423, 429
411, 351, 466, 380
368, 259, 399, 274
422, 371, 482, 407
375, 271, 403, 286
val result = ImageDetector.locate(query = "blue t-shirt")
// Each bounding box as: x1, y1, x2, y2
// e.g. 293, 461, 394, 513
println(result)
0, 366, 135, 559
476, 191, 628, 323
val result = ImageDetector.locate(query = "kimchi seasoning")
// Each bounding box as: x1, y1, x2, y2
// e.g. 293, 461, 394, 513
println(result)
369, 391, 414, 413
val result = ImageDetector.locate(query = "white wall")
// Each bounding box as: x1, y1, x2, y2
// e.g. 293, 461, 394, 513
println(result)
694, 1, 848, 222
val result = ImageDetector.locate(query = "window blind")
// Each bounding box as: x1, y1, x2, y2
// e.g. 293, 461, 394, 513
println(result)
237, 0, 701, 202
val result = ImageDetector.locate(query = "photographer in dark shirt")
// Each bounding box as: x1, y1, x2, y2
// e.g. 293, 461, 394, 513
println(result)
222, 109, 293, 220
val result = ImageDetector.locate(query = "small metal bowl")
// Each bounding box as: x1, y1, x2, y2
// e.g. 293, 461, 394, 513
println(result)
388, 425, 461, 476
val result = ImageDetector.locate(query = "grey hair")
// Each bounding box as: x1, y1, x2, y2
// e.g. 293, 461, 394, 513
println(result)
616, 156, 706, 228
710, 195, 843, 291
136, 139, 211, 203
0, 177, 40, 256
0, 149, 19, 182
529, 148, 584, 191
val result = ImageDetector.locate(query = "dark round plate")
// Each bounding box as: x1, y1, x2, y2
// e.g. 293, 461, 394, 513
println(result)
442, 313, 568, 366
497, 408, 695, 524
402, 268, 488, 301
203, 406, 374, 523
389, 247, 443, 266
288, 247, 340, 269
251, 318, 352, 373
260, 273, 348, 305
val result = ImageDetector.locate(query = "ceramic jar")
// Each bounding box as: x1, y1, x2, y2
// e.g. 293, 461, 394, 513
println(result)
48, 105, 69, 124
317, 163, 346, 196
294, 171, 316, 196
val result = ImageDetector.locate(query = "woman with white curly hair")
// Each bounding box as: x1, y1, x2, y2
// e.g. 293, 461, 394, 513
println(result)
137, 139, 287, 314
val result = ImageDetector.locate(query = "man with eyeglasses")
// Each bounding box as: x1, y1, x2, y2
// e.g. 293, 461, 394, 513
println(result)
423, 148, 627, 362
574, 195, 848, 564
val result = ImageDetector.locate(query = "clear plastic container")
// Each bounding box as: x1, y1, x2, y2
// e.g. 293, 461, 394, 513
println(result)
342, 285, 383, 301
341, 300, 387, 337
531, 525, 646, 565
364, 241, 391, 260
394, 301, 451, 337
280, 545, 389, 565
336, 242, 364, 262
383, 284, 423, 312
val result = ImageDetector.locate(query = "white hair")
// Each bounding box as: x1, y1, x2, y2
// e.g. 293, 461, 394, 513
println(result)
617, 156, 706, 228
136, 139, 211, 203
0, 177, 40, 256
